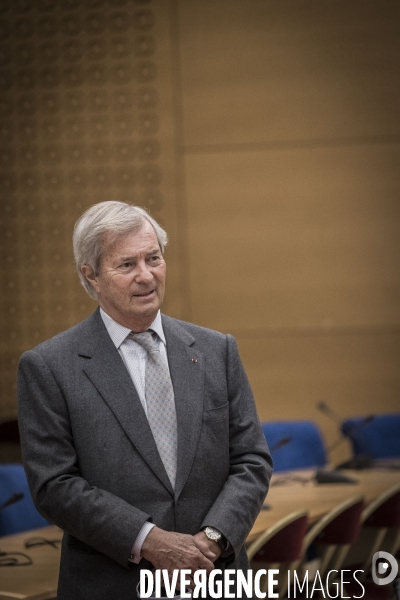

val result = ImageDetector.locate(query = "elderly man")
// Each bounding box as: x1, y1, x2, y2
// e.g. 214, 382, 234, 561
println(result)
18, 201, 272, 599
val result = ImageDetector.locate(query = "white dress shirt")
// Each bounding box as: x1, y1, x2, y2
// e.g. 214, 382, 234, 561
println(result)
100, 308, 169, 563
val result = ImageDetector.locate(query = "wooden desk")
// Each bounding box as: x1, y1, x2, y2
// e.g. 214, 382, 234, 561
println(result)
248, 467, 400, 542
0, 525, 61, 600
0, 469, 398, 598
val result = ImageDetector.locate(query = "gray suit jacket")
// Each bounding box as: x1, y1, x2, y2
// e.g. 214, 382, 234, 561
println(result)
18, 309, 272, 600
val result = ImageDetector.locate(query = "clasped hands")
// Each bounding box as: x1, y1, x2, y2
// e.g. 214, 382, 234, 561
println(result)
141, 527, 221, 590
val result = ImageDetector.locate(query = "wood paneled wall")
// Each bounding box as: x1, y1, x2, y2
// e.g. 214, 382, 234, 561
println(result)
0, 0, 183, 419
1, 0, 399, 462
177, 0, 400, 461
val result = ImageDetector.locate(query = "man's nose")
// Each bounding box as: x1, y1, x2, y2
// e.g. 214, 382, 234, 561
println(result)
135, 262, 153, 283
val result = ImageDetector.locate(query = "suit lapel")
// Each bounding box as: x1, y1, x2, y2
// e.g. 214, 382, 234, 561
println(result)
162, 315, 205, 498
78, 310, 173, 494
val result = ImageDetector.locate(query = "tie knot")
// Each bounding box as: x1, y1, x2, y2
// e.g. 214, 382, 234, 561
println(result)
130, 330, 158, 354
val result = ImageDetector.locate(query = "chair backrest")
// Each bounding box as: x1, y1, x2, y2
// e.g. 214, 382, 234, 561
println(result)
247, 510, 308, 563
362, 483, 400, 528
305, 496, 365, 548
261, 420, 327, 472
343, 484, 400, 574
248, 510, 309, 598
341, 413, 400, 459
0, 464, 49, 537
294, 496, 364, 583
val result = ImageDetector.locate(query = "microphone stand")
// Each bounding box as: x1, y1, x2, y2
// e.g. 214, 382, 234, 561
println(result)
335, 416, 374, 470
317, 401, 375, 470
310, 402, 358, 484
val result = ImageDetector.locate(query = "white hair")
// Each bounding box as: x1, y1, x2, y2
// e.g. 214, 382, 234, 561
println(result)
73, 201, 168, 300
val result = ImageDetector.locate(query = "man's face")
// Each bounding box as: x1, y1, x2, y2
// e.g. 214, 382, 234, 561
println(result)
83, 221, 166, 331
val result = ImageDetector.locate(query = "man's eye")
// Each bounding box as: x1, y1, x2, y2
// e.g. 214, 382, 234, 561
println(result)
121, 262, 132, 268
149, 256, 161, 264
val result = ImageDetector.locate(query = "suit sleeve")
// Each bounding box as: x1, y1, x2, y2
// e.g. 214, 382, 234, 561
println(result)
18, 349, 150, 569
200, 334, 273, 560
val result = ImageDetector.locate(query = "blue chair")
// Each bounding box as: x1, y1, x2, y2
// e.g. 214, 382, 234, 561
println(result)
341, 413, 400, 459
0, 464, 49, 537
261, 420, 327, 472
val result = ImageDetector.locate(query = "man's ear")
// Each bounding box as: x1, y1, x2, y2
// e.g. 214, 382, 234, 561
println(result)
81, 265, 100, 294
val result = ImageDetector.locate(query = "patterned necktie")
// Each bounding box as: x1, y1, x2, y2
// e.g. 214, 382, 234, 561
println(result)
131, 331, 177, 488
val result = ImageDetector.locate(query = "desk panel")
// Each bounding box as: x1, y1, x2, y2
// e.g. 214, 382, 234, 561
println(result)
249, 468, 400, 542
0, 526, 61, 600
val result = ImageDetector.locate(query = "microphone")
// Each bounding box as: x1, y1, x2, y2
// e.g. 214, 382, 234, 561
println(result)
316, 401, 375, 470
313, 401, 358, 483
266, 427, 357, 486
316, 400, 342, 424
336, 415, 375, 470
317, 400, 349, 453
0, 492, 24, 511
269, 436, 291, 453
267, 434, 357, 486
341, 414, 375, 436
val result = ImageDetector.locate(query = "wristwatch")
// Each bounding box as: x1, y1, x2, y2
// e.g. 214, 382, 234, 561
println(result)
203, 526, 224, 550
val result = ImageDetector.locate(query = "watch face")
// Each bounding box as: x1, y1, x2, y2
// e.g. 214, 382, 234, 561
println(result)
205, 527, 221, 541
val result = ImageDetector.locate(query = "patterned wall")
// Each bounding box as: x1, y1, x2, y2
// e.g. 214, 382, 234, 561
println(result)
0, 0, 183, 420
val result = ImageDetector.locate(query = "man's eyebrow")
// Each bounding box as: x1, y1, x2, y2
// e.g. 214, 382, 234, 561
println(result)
119, 249, 160, 261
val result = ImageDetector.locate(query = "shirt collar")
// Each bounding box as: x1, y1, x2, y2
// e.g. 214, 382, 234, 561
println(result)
100, 308, 166, 349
